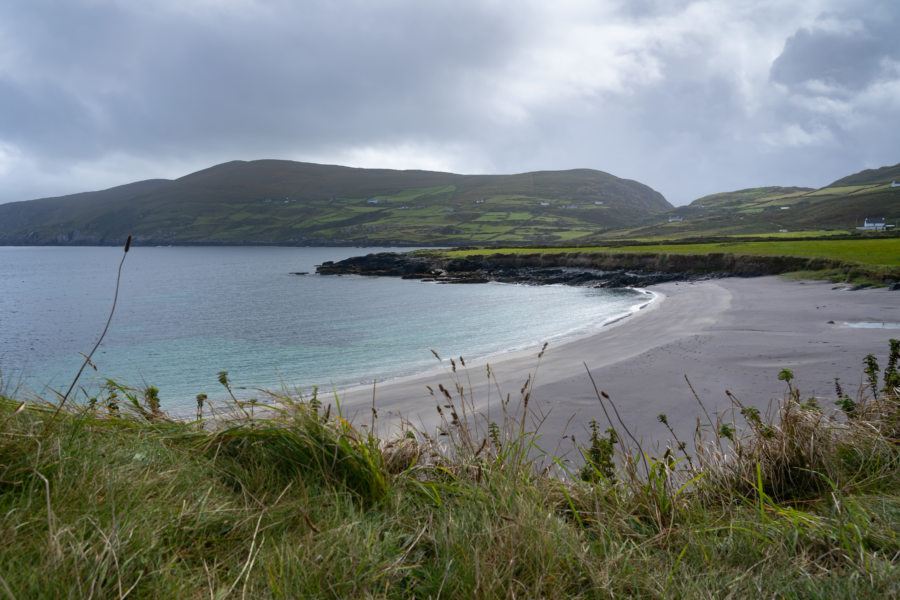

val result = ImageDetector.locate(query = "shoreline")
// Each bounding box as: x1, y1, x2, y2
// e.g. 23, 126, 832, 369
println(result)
333, 285, 660, 397
337, 276, 900, 452
335, 284, 657, 385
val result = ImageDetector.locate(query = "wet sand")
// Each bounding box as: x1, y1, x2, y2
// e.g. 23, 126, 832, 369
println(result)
338, 277, 899, 453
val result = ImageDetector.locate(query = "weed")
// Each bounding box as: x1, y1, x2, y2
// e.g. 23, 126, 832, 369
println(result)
865, 354, 881, 399
579, 419, 617, 484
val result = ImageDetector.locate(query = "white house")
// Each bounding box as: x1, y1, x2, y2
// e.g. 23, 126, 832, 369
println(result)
858, 217, 887, 231
668, 216, 684, 223
892, 180, 900, 188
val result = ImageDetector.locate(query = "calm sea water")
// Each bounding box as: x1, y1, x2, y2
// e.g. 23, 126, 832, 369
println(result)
0, 246, 649, 414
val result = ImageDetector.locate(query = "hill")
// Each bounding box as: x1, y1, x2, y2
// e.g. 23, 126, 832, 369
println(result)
0, 160, 671, 246
608, 162, 900, 239
827, 162, 900, 187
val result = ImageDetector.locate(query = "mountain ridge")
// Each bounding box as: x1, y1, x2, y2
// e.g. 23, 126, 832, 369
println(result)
2, 159, 897, 246
0, 160, 671, 246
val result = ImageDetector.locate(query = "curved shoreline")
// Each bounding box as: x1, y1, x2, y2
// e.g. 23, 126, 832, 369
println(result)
334, 286, 663, 408
337, 277, 900, 450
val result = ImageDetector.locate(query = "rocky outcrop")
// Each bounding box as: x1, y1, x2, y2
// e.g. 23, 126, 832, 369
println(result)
316, 253, 434, 277
314, 249, 877, 287
316, 251, 745, 287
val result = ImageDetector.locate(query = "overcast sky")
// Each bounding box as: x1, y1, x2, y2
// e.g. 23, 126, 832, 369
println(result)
1, 0, 898, 206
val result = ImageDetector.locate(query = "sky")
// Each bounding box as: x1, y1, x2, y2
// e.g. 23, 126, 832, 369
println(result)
1, 0, 898, 207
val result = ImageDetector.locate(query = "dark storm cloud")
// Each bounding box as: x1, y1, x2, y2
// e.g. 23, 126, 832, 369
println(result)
0, 1, 897, 205
755, 3, 900, 187
771, 10, 900, 90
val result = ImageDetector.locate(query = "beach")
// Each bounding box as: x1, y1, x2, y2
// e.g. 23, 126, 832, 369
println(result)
339, 276, 900, 454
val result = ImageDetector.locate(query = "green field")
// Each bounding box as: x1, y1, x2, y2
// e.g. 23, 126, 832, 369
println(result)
449, 237, 900, 269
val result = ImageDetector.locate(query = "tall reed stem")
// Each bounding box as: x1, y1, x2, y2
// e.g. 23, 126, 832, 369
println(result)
53, 236, 132, 419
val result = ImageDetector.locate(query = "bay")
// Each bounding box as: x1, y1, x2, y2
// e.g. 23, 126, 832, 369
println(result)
0, 246, 650, 415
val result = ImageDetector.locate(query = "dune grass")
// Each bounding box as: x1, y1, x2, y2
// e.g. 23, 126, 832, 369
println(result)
1, 340, 898, 598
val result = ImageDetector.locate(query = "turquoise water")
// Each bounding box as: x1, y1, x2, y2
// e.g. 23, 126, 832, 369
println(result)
0, 246, 650, 414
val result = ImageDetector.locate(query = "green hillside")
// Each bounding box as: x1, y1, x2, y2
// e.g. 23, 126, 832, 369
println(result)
0, 160, 671, 246
609, 162, 900, 239
828, 162, 900, 187
3, 159, 898, 246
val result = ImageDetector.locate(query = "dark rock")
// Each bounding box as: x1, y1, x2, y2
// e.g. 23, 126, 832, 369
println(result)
315, 251, 708, 288
315, 252, 433, 277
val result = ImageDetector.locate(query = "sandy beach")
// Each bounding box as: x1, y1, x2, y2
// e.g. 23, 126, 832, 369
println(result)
338, 276, 899, 454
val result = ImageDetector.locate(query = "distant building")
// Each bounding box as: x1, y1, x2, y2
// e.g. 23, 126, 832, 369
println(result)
858, 217, 888, 231
668, 216, 684, 222
779, 229, 789, 233
367, 198, 379, 204
892, 180, 900, 188
594, 201, 604, 205
474, 199, 485, 204
780, 206, 790, 210
539, 201, 550, 206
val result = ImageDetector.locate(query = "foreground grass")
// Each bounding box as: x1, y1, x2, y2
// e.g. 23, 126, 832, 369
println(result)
2, 343, 899, 599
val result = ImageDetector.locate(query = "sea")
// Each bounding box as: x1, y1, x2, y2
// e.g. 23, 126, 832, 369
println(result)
0, 246, 652, 416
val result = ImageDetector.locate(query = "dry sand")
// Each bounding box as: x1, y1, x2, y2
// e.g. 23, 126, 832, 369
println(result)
338, 276, 899, 455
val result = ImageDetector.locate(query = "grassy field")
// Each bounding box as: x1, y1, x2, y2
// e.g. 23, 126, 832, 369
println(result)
2, 342, 898, 598
447, 237, 900, 268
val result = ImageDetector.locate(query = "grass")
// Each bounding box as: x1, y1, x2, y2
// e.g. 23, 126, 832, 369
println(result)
735, 230, 855, 238
805, 185, 875, 197
440, 237, 900, 285
603, 239, 899, 266
2, 340, 898, 598
446, 238, 900, 265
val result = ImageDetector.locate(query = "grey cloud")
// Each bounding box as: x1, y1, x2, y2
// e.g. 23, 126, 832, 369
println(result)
0, 1, 898, 206
771, 9, 900, 89
762, 3, 899, 182
1, 1, 517, 158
